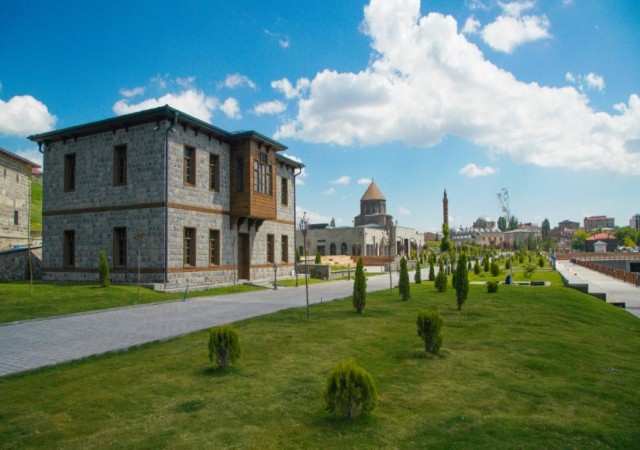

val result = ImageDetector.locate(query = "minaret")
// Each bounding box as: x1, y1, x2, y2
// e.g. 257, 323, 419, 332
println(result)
443, 189, 449, 227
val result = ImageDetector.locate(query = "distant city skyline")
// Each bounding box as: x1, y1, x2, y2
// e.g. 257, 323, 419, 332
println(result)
1, 0, 638, 232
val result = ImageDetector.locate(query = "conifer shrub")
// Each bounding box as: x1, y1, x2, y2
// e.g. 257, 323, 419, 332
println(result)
483, 257, 490, 273
315, 250, 322, 264
208, 325, 241, 369
428, 262, 435, 281
98, 249, 110, 287
523, 263, 537, 278
435, 261, 447, 292
453, 253, 469, 310
473, 261, 481, 275
487, 281, 499, 293
414, 259, 422, 284
296, 248, 301, 263
325, 359, 378, 420
538, 256, 545, 268
399, 257, 410, 300
352, 257, 367, 313
490, 261, 500, 277
417, 310, 443, 354
505, 258, 511, 270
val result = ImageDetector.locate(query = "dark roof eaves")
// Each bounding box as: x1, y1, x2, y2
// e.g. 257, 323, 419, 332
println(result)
0, 146, 41, 168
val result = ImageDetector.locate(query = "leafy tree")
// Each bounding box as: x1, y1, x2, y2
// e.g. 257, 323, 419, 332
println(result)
315, 250, 322, 264
615, 226, 637, 246
208, 325, 241, 369
523, 263, 537, 278
398, 257, 410, 300
508, 216, 520, 231
571, 230, 589, 251
98, 249, 110, 287
453, 253, 469, 310
352, 257, 367, 313
497, 216, 508, 232
542, 218, 550, 238
417, 310, 443, 354
414, 258, 422, 284
325, 359, 378, 420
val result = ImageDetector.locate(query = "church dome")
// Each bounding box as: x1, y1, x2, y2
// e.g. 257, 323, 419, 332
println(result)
361, 181, 386, 201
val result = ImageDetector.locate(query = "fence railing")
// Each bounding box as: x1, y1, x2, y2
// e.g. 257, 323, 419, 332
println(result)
575, 260, 640, 287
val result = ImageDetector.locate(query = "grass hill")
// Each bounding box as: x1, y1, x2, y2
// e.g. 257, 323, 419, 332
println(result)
0, 274, 638, 448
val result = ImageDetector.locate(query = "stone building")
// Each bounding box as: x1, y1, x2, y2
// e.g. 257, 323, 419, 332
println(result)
297, 181, 424, 260
0, 147, 40, 249
29, 105, 303, 290
584, 215, 615, 232
630, 214, 640, 231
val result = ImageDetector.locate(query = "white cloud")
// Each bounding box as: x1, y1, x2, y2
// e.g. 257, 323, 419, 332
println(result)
565, 72, 575, 83
14, 147, 43, 167
222, 73, 257, 90
150, 74, 169, 90
358, 177, 372, 185
220, 97, 241, 119
566, 71, 605, 93
0, 95, 57, 136
265, 29, 291, 49
113, 89, 218, 122
585, 72, 605, 92
330, 175, 350, 185
462, 16, 481, 35
459, 163, 500, 177
252, 100, 286, 115
176, 76, 196, 90
399, 206, 411, 215
275, 0, 640, 175
324, 187, 336, 195
119, 87, 145, 98
279, 38, 290, 49
272, 78, 311, 99
481, 1, 551, 53
296, 207, 331, 225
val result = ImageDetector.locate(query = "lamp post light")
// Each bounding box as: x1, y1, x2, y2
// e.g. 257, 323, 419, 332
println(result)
298, 212, 310, 319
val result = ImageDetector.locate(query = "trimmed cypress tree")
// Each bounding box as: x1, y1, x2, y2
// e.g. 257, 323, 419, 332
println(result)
208, 325, 241, 369
417, 310, 443, 354
435, 260, 447, 292
453, 253, 470, 310
398, 256, 410, 300
352, 257, 367, 313
315, 250, 322, 264
428, 262, 435, 281
325, 359, 378, 420
98, 249, 110, 287
414, 258, 422, 284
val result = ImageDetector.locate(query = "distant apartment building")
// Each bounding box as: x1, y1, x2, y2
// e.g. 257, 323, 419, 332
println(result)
29, 106, 303, 289
630, 214, 640, 231
0, 147, 40, 249
583, 215, 615, 232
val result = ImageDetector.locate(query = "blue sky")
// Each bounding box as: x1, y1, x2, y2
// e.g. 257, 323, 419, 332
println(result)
1, 0, 638, 232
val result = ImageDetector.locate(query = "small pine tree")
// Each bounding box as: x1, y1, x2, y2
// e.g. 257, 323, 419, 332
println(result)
505, 258, 511, 270
315, 250, 322, 264
453, 253, 469, 310
490, 261, 500, 277
435, 260, 447, 292
98, 249, 110, 287
428, 262, 435, 281
538, 256, 545, 268
473, 261, 481, 275
417, 310, 443, 354
483, 257, 490, 273
398, 257, 410, 300
414, 259, 422, 284
208, 325, 241, 369
325, 359, 378, 420
487, 281, 499, 293
352, 257, 367, 313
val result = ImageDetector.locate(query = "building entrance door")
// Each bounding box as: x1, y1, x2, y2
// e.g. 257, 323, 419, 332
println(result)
237, 233, 250, 280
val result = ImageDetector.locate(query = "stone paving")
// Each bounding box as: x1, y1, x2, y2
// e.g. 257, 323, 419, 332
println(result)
0, 272, 401, 377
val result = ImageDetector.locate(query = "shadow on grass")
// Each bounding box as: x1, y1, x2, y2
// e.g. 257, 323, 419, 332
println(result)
198, 365, 242, 378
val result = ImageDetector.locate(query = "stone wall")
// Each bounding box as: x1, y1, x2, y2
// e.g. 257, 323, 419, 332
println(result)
0, 246, 42, 281
0, 151, 32, 249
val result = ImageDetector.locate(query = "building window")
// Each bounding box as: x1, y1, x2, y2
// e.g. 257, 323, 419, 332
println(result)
281, 177, 288, 206
113, 227, 127, 268
267, 234, 275, 264
63, 230, 75, 267
64, 153, 76, 192
236, 157, 244, 192
253, 153, 272, 195
113, 145, 127, 186
184, 146, 196, 186
184, 227, 196, 266
13, 211, 19, 226
281, 235, 289, 263
209, 229, 220, 265
209, 154, 220, 191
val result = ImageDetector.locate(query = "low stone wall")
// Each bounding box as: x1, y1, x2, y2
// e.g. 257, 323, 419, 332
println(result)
0, 246, 42, 281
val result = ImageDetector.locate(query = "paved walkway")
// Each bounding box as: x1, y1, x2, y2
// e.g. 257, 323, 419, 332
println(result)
0, 272, 401, 377
555, 260, 640, 319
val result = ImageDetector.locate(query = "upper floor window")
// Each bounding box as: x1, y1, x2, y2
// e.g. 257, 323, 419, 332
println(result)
184, 146, 196, 186
209, 154, 220, 191
113, 145, 127, 186
64, 153, 76, 192
253, 153, 272, 195
281, 177, 288, 206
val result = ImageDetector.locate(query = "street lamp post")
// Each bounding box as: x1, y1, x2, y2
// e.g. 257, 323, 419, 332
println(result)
298, 212, 310, 319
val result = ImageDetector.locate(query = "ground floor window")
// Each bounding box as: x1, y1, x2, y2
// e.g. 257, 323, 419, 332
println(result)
281, 235, 288, 263
209, 229, 220, 265
184, 227, 196, 267
113, 227, 127, 268
267, 234, 275, 263
63, 230, 75, 267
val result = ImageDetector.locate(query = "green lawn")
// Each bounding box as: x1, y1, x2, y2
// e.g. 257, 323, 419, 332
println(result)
0, 282, 263, 324
1, 273, 639, 448
30, 179, 42, 233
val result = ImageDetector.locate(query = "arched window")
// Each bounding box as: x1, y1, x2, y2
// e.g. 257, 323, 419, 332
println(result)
330, 243, 337, 255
